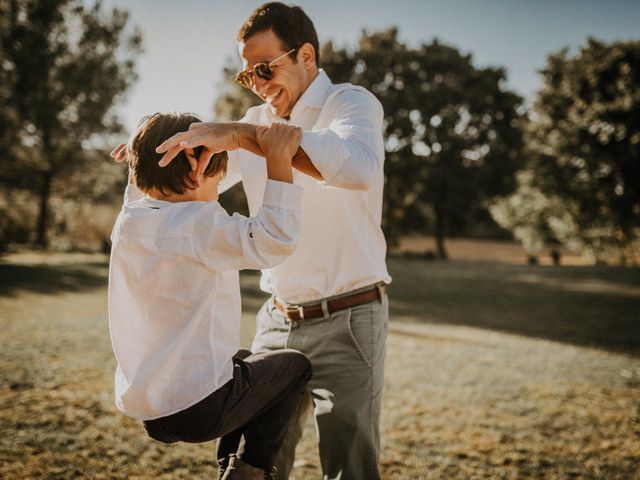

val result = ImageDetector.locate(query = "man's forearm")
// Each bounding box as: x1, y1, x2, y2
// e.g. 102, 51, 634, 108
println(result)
236, 123, 323, 180
235, 123, 262, 156
292, 148, 323, 180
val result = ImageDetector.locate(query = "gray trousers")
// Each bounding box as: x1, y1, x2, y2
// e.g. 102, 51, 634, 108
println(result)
252, 284, 389, 480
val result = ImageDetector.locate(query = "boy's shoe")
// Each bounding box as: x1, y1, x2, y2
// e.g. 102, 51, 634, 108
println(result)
221, 455, 276, 480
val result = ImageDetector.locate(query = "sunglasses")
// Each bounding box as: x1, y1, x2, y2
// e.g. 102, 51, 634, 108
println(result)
235, 48, 298, 90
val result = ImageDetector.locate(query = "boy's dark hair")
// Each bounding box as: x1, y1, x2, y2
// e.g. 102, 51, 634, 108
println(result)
127, 113, 227, 196
237, 2, 320, 66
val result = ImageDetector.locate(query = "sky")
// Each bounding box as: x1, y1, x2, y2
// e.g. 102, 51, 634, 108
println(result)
93, 0, 640, 134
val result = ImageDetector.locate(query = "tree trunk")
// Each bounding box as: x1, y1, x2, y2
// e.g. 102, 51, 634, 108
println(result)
36, 126, 54, 248
434, 205, 448, 259
35, 169, 52, 248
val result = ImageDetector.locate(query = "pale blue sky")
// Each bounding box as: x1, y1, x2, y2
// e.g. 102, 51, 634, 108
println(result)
95, 0, 640, 133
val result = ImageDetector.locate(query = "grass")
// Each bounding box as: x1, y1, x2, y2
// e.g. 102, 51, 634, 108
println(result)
1, 251, 639, 479
388, 257, 640, 354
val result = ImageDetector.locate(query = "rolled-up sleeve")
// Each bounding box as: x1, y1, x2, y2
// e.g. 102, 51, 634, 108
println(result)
300, 88, 384, 191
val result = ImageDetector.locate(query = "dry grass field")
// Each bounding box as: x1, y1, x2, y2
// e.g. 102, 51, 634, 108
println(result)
1, 244, 639, 479
393, 235, 590, 266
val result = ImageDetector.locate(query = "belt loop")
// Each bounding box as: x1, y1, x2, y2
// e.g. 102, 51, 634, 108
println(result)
320, 299, 330, 318
376, 282, 385, 302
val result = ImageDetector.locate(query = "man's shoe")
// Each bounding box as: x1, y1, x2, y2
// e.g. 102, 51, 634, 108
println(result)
220, 455, 267, 480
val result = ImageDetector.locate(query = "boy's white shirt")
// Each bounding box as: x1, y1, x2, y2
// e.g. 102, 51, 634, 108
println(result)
108, 180, 303, 420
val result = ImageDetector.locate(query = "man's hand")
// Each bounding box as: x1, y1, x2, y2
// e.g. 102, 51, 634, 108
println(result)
256, 123, 302, 184
155, 122, 243, 174
110, 143, 128, 162
110, 122, 321, 180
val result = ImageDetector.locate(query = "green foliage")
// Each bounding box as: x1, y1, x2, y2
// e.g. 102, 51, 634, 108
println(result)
0, 148, 126, 251
212, 59, 259, 216
525, 38, 640, 262
0, 0, 141, 247
0, 2, 19, 162
212, 30, 525, 256
318, 30, 525, 256
213, 58, 261, 121
489, 170, 583, 254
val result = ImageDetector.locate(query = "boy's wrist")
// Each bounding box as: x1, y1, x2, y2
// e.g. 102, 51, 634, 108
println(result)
266, 155, 293, 183
267, 153, 293, 165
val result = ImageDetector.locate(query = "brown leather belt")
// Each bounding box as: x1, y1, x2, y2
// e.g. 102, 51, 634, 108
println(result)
274, 284, 386, 321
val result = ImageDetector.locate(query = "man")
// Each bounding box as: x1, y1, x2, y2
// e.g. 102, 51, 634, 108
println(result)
118, 3, 391, 479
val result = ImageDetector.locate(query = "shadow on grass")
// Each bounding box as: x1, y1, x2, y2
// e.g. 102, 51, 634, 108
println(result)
0, 262, 108, 296
388, 257, 640, 356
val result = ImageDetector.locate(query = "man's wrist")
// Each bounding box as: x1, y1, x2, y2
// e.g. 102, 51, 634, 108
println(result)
235, 123, 257, 151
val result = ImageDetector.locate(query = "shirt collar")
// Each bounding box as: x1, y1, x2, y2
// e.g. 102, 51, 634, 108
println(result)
268, 69, 332, 122
135, 196, 170, 209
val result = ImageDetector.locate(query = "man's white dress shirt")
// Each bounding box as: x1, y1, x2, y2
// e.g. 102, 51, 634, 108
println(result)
220, 69, 391, 304
108, 180, 303, 420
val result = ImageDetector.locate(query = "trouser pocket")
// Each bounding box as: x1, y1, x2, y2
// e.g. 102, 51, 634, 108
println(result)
345, 308, 373, 367
344, 297, 388, 369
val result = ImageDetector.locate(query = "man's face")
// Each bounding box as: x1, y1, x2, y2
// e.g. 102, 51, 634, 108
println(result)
239, 29, 310, 119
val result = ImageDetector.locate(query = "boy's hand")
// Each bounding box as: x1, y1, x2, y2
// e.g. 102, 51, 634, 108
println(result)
256, 123, 302, 161
110, 143, 128, 162
256, 123, 302, 184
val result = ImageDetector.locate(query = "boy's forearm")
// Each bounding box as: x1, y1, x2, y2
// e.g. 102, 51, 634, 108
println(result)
266, 155, 294, 184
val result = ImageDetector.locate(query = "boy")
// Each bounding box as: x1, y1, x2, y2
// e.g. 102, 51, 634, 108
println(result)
108, 112, 311, 480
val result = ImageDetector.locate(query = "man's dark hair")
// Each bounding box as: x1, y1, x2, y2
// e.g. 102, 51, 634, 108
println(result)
237, 2, 320, 65
128, 113, 227, 196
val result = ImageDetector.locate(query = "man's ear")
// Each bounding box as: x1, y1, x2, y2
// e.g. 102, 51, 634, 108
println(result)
298, 42, 316, 69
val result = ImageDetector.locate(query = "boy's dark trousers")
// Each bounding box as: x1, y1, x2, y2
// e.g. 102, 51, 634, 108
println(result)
142, 349, 312, 471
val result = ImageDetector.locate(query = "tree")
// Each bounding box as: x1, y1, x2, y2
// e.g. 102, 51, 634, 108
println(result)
212, 29, 525, 257
320, 29, 525, 257
522, 38, 640, 263
1, 0, 141, 247
211, 58, 259, 216
489, 170, 584, 256
214, 57, 261, 122
0, 2, 19, 162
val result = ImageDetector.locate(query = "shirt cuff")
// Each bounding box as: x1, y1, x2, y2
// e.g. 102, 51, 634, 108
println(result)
301, 130, 350, 185
262, 179, 304, 212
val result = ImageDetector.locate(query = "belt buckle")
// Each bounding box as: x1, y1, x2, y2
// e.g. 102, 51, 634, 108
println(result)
286, 305, 305, 320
